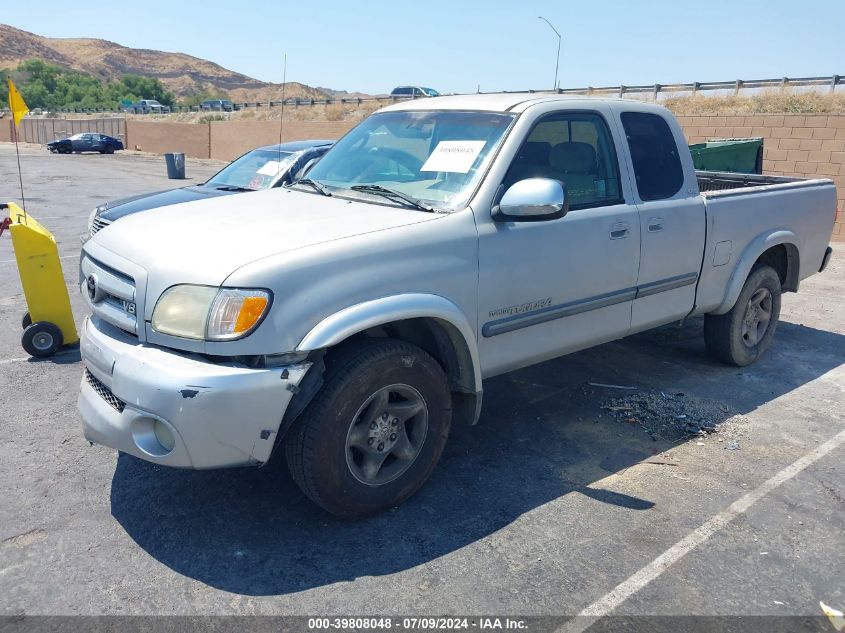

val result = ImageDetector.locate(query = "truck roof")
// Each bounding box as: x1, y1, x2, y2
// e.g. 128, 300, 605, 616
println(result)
379, 92, 663, 114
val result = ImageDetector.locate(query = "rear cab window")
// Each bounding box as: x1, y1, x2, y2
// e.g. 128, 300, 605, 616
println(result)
620, 112, 684, 201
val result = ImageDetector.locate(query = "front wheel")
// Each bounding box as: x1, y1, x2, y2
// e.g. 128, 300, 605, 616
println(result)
285, 339, 451, 517
704, 265, 782, 366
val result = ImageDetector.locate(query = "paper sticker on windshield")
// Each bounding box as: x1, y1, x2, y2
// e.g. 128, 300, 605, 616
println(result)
420, 140, 486, 173
257, 160, 286, 177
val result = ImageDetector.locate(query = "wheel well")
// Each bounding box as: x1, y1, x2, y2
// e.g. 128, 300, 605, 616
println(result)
755, 243, 799, 292
339, 318, 476, 394
320, 317, 480, 426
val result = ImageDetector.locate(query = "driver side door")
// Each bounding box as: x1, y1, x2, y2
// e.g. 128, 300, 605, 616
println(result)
476, 107, 641, 377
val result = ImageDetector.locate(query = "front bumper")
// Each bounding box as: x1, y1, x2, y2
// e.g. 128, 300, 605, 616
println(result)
78, 316, 311, 469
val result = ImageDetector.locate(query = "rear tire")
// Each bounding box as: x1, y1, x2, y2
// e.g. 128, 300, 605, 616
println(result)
104, 145, 115, 154
704, 265, 781, 366
285, 339, 451, 517
22, 322, 63, 358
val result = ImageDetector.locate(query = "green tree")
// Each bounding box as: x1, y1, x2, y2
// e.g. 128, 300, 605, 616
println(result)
1, 59, 177, 110
118, 75, 174, 106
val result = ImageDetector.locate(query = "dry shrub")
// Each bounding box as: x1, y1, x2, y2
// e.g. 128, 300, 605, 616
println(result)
664, 90, 845, 115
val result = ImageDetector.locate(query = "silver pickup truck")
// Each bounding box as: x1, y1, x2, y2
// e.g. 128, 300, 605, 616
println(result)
78, 94, 836, 516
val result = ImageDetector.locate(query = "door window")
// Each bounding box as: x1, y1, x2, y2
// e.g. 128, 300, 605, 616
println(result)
504, 112, 623, 209
620, 112, 684, 201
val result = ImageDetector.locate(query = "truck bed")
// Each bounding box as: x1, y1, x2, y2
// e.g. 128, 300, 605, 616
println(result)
696, 170, 807, 194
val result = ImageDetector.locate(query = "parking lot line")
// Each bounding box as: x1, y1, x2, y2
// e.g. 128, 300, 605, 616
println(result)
0, 357, 31, 365
559, 423, 845, 633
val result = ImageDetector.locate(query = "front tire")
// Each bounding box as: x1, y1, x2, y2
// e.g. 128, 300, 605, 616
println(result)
285, 339, 451, 517
704, 265, 781, 366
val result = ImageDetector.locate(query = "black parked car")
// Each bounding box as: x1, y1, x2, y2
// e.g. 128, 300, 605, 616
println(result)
85, 139, 334, 239
47, 133, 125, 154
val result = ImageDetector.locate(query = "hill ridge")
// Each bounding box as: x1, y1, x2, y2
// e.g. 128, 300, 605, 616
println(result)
0, 23, 332, 101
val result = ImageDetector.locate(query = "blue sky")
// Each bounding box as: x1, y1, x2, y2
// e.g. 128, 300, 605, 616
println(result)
6, 0, 843, 94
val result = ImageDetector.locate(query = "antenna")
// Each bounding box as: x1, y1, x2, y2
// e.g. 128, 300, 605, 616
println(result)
278, 54, 287, 170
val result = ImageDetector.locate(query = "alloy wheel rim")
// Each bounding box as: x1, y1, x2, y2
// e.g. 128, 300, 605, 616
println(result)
741, 287, 772, 347
345, 383, 429, 486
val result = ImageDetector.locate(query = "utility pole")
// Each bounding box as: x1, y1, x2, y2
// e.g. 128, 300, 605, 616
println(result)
537, 16, 561, 91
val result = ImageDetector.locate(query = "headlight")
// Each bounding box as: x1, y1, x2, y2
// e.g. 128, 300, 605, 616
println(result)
151, 285, 271, 341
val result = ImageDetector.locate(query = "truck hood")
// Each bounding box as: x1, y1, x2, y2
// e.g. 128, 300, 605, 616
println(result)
88, 188, 442, 284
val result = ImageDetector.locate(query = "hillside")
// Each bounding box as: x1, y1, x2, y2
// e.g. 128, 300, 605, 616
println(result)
0, 23, 331, 101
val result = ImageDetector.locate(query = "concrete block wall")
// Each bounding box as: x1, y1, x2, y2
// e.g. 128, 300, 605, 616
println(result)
677, 114, 845, 241
125, 121, 210, 158
209, 120, 354, 161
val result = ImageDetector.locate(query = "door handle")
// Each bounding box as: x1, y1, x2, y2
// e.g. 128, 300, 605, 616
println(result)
610, 222, 629, 239
648, 217, 665, 233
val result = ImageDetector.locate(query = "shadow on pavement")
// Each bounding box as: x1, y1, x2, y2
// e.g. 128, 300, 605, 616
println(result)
110, 316, 844, 596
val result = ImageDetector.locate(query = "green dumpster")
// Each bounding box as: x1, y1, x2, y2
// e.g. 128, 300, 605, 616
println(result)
689, 137, 764, 174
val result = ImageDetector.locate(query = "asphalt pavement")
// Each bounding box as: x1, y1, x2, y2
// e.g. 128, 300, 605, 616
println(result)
0, 144, 843, 629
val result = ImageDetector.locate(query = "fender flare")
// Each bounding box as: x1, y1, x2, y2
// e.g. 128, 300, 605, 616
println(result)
296, 293, 482, 394
712, 229, 798, 315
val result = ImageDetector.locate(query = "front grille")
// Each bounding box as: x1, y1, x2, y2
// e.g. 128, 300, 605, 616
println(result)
85, 369, 126, 413
80, 254, 138, 336
90, 217, 112, 235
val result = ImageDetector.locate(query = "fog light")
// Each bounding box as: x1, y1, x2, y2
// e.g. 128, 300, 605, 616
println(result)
153, 420, 175, 452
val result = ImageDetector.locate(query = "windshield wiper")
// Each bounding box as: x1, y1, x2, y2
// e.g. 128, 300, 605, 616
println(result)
287, 178, 332, 197
349, 185, 434, 212
214, 185, 253, 192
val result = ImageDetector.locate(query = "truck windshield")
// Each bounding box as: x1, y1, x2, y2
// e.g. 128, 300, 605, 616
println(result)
305, 111, 516, 211
206, 149, 296, 191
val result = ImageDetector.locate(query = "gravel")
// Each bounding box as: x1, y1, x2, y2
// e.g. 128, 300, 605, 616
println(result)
601, 390, 750, 444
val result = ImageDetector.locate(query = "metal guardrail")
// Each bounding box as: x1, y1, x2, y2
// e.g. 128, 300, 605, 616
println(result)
1, 74, 842, 117
546, 74, 843, 99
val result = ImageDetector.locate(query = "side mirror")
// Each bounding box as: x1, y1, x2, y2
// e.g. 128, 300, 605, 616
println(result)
493, 178, 568, 222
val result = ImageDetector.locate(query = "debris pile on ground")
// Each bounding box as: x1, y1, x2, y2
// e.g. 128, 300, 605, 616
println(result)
600, 390, 749, 444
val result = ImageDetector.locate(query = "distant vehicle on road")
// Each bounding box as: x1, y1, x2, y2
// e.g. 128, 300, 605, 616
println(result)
122, 99, 170, 114
47, 133, 124, 155
200, 99, 235, 112
85, 140, 334, 239
390, 86, 440, 98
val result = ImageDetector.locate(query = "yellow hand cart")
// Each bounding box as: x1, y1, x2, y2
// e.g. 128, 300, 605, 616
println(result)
1, 202, 79, 358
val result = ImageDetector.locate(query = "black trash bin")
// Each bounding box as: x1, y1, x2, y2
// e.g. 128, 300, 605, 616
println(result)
164, 152, 186, 179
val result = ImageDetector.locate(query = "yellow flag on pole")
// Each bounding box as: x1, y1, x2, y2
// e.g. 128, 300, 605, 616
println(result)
7, 79, 29, 127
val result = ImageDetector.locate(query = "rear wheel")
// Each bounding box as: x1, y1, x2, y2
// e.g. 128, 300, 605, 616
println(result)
285, 339, 451, 517
104, 145, 115, 154
22, 322, 63, 358
704, 265, 781, 366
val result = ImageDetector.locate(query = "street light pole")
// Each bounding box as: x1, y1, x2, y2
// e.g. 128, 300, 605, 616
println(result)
537, 16, 561, 91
